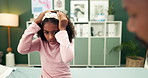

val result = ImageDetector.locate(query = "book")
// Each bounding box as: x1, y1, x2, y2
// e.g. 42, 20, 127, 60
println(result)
107, 24, 116, 36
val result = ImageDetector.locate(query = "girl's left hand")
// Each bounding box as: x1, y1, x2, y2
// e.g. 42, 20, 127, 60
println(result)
57, 12, 68, 30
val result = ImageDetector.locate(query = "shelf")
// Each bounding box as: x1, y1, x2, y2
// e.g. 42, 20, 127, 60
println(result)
76, 37, 89, 38
74, 22, 88, 24
106, 36, 121, 38
76, 36, 120, 38
89, 21, 105, 24
91, 36, 105, 38
75, 36, 121, 38
89, 21, 121, 23
106, 21, 122, 24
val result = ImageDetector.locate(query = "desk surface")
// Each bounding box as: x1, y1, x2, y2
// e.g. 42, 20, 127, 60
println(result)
7, 67, 148, 78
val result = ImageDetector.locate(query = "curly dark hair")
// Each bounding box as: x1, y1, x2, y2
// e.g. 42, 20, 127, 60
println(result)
37, 15, 76, 43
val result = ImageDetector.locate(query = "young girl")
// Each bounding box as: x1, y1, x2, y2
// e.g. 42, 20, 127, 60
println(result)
17, 10, 75, 78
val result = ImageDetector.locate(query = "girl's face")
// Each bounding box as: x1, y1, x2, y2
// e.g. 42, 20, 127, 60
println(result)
43, 22, 59, 45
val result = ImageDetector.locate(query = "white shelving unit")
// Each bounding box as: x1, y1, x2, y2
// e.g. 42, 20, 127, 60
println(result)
71, 21, 122, 66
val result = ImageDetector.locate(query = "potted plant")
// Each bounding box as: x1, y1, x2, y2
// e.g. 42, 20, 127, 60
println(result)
107, 2, 115, 21
110, 41, 145, 67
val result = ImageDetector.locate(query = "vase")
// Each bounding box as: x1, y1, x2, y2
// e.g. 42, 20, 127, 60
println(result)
126, 56, 144, 67
107, 15, 114, 21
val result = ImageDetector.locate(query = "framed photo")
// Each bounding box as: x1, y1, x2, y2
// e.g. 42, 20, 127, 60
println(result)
90, 0, 108, 21
54, 0, 65, 10
31, 0, 53, 14
70, 1, 88, 22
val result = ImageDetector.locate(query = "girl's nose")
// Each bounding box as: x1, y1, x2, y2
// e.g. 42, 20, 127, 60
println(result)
48, 33, 54, 40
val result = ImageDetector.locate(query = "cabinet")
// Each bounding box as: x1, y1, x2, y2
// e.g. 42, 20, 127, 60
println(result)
70, 21, 122, 66
26, 21, 122, 66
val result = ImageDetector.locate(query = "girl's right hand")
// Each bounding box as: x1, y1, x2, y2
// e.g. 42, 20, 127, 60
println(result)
34, 10, 49, 24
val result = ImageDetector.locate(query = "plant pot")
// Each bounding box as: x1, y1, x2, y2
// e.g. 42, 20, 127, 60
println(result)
107, 15, 114, 21
126, 56, 144, 67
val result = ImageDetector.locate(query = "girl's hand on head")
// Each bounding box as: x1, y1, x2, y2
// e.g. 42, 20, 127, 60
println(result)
34, 10, 50, 24
57, 11, 68, 30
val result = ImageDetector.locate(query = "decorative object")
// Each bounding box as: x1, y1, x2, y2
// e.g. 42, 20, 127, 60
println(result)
70, 1, 88, 22
110, 41, 145, 67
74, 23, 90, 37
31, 0, 53, 19
107, 2, 115, 21
0, 13, 19, 66
91, 24, 104, 37
31, 0, 53, 14
90, 0, 108, 21
126, 56, 144, 67
54, 0, 65, 10
107, 15, 114, 21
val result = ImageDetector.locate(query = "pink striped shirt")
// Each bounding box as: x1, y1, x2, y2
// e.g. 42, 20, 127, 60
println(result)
17, 22, 74, 78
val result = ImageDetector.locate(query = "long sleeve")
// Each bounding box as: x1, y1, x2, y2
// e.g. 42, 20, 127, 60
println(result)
17, 22, 41, 54
55, 30, 74, 64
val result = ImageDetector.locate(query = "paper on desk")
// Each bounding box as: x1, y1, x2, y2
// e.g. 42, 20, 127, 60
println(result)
144, 57, 148, 69
0, 65, 16, 78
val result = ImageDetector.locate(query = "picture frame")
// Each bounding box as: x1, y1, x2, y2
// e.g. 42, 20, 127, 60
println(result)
90, 0, 109, 21
31, 0, 53, 14
70, 0, 88, 22
54, 0, 65, 10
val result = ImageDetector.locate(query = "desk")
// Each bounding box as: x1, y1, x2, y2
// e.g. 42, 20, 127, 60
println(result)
7, 67, 148, 78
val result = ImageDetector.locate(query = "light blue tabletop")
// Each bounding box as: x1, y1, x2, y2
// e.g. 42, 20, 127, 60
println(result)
7, 67, 148, 78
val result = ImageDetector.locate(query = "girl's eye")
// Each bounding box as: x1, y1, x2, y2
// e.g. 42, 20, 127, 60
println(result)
43, 31, 49, 34
52, 31, 59, 34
